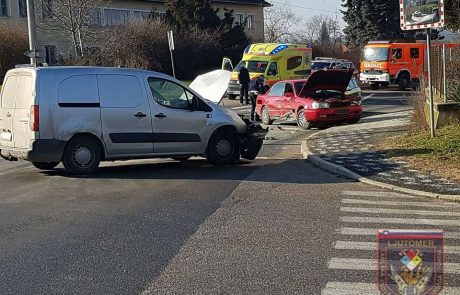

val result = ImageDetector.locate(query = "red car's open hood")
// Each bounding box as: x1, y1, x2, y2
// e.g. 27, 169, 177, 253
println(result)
299, 69, 354, 97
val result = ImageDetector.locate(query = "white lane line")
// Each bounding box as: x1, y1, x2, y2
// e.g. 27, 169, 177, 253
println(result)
362, 94, 375, 102
342, 191, 417, 199
342, 198, 460, 208
334, 241, 460, 254
321, 282, 460, 295
341, 207, 460, 217
339, 227, 460, 240
328, 258, 460, 274
341, 216, 460, 227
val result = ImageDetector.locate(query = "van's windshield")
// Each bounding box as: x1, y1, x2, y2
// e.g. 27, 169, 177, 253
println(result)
235, 61, 269, 73
363, 47, 390, 62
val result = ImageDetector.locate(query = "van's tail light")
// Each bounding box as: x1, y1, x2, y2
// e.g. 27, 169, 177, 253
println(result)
30, 105, 39, 131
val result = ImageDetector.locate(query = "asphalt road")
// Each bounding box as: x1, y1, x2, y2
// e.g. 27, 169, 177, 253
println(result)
2, 88, 459, 295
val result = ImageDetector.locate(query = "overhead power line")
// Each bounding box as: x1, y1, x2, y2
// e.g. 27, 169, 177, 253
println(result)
269, 1, 338, 15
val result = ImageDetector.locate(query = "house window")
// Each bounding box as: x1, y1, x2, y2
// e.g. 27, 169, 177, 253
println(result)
45, 45, 57, 65
0, 0, 9, 17
104, 8, 130, 26
247, 14, 255, 30
89, 8, 102, 27
18, 0, 27, 17
151, 10, 166, 19
133, 10, 149, 20
235, 13, 244, 26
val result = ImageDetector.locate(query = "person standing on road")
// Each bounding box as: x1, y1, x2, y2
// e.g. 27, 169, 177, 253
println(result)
238, 64, 250, 105
249, 75, 266, 121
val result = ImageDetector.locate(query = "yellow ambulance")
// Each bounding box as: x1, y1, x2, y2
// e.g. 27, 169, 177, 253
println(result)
223, 43, 313, 100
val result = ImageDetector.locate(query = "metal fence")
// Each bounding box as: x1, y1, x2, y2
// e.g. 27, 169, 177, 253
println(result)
431, 44, 460, 102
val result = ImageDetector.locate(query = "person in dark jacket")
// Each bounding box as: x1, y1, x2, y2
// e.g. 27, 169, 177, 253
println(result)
238, 64, 250, 105
249, 75, 266, 121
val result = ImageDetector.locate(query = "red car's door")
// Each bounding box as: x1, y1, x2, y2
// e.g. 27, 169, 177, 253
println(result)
264, 82, 286, 117
281, 82, 295, 116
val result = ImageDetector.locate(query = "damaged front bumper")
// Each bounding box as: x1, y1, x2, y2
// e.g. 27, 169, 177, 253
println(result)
239, 119, 269, 160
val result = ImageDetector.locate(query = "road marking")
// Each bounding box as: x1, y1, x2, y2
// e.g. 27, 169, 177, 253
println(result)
342, 191, 417, 199
362, 94, 375, 102
328, 258, 460, 274
321, 282, 460, 295
341, 216, 460, 227
341, 207, 460, 217
339, 227, 460, 240
342, 198, 460, 208
334, 241, 460, 254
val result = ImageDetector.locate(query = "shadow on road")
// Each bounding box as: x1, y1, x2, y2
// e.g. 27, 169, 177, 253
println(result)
41, 158, 353, 185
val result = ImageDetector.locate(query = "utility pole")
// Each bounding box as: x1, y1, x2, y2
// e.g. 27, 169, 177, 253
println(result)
426, 29, 435, 138
26, 0, 38, 66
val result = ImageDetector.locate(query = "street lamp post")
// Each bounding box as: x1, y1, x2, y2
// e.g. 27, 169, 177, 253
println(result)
26, 0, 38, 66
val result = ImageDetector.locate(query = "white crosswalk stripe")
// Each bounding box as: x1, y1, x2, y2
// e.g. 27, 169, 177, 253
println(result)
321, 190, 460, 295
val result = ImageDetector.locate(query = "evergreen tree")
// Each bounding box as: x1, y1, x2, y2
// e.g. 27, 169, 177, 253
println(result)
319, 21, 331, 45
445, 0, 460, 31
342, 0, 414, 47
165, 0, 221, 31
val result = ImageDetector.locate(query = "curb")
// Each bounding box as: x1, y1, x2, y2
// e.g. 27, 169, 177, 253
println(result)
301, 131, 460, 203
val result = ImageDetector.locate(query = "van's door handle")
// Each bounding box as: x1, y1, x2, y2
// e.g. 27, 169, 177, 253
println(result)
134, 112, 147, 118
5, 113, 11, 118
154, 113, 167, 119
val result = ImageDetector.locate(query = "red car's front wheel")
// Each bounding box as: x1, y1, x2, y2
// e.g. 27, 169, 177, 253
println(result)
296, 109, 311, 130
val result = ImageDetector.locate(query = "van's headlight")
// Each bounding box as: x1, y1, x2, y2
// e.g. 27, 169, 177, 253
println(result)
311, 102, 330, 109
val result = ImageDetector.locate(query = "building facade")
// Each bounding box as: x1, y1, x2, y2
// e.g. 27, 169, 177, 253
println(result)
0, 0, 270, 64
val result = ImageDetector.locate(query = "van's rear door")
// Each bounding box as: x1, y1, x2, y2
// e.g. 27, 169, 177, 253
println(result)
12, 74, 35, 149
0, 74, 20, 148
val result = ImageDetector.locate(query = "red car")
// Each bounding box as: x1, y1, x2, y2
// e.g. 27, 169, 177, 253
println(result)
255, 69, 362, 129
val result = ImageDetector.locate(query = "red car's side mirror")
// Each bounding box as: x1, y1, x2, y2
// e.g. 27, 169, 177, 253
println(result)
285, 92, 294, 98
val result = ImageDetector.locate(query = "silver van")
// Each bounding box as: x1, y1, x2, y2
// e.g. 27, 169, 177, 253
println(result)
0, 67, 266, 174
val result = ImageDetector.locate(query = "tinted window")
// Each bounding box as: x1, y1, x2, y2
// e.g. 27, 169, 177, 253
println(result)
410, 48, 420, 59
294, 82, 305, 95
311, 62, 332, 70
59, 75, 99, 104
268, 83, 285, 96
149, 78, 193, 110
267, 62, 278, 76
1, 75, 20, 109
287, 56, 302, 70
284, 83, 294, 94
15, 75, 33, 109
99, 75, 142, 108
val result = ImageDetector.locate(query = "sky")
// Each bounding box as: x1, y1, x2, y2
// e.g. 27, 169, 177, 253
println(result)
270, 0, 346, 28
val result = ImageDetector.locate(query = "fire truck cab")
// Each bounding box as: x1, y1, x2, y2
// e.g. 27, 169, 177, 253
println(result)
360, 41, 425, 90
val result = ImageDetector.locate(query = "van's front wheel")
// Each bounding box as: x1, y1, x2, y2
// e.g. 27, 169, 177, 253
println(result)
62, 136, 101, 175
32, 162, 59, 170
207, 129, 239, 165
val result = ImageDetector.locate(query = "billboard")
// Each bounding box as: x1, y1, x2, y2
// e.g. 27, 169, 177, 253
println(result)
400, 0, 445, 30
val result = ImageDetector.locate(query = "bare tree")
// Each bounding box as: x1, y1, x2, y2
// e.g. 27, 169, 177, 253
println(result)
37, 0, 108, 58
264, 0, 301, 43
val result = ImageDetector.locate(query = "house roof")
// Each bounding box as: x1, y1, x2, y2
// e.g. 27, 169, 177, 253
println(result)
144, 0, 272, 7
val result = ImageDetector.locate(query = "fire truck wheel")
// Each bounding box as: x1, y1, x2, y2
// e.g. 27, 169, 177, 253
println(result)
398, 73, 410, 91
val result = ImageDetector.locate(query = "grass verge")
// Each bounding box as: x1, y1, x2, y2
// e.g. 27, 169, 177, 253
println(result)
383, 125, 460, 182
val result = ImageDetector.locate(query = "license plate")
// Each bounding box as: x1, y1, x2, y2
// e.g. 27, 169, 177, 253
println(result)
335, 109, 348, 115
0, 131, 12, 142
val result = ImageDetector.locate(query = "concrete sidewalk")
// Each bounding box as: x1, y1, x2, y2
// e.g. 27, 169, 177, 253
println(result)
302, 111, 460, 200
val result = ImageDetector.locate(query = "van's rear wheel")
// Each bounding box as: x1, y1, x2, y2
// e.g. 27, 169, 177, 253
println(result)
62, 136, 101, 175
227, 94, 237, 100
32, 162, 59, 170
207, 129, 239, 165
